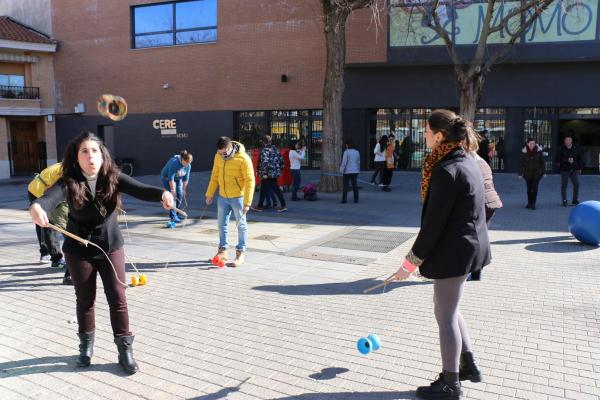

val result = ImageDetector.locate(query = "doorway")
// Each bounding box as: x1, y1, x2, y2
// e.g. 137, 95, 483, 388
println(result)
559, 119, 600, 174
10, 120, 38, 176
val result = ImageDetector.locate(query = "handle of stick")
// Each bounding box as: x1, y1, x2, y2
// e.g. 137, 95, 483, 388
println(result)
363, 273, 397, 294
172, 207, 188, 218
48, 223, 89, 246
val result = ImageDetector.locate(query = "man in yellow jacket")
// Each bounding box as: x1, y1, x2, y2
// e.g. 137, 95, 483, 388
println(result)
205, 136, 255, 267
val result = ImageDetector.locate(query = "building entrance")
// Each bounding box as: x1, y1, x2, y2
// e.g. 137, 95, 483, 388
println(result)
559, 118, 600, 174
9, 120, 38, 176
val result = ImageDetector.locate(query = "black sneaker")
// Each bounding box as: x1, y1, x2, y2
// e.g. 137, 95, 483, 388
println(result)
562, 200, 568, 207
572, 200, 580, 205
63, 275, 73, 285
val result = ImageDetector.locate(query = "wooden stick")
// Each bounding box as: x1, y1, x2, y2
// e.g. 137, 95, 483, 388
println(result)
172, 207, 188, 218
363, 273, 397, 294
47, 223, 89, 246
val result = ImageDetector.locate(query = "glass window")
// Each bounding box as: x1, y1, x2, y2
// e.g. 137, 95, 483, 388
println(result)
0, 74, 25, 87
132, 0, 217, 49
134, 3, 173, 34
176, 0, 217, 29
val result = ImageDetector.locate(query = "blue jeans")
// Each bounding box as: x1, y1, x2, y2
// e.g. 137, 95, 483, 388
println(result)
291, 169, 301, 200
162, 179, 183, 220
217, 196, 247, 252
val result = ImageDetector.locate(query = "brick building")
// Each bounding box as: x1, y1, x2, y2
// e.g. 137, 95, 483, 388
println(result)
49, 0, 600, 175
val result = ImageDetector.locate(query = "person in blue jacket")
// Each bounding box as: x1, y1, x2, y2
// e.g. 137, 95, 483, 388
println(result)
160, 150, 193, 223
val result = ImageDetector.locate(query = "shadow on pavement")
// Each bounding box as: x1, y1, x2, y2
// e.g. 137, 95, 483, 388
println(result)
492, 235, 573, 245
273, 391, 417, 400
0, 355, 127, 377
188, 377, 250, 400
309, 367, 349, 380
253, 279, 430, 296
525, 241, 598, 253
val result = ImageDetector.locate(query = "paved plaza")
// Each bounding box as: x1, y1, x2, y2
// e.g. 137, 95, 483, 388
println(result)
0, 171, 599, 400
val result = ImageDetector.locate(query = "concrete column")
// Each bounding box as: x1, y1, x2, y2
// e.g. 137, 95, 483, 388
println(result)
44, 117, 57, 164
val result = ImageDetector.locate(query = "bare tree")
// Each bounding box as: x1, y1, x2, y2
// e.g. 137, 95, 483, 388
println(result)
399, 0, 555, 121
319, 0, 378, 192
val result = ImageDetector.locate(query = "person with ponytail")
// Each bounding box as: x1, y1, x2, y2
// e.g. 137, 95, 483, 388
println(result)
160, 149, 193, 224
29, 132, 174, 375
393, 110, 490, 399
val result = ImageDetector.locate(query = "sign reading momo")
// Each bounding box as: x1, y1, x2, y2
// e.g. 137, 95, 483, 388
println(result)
390, 0, 599, 47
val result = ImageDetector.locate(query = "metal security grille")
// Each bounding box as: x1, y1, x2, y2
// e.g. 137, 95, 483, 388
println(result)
319, 229, 415, 253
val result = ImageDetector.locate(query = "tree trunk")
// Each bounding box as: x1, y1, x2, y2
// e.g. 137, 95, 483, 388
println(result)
319, 6, 348, 192
457, 73, 485, 123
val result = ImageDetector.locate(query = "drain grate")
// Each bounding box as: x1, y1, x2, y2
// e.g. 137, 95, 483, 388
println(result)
292, 224, 312, 229
254, 234, 279, 241
319, 229, 415, 253
200, 229, 219, 235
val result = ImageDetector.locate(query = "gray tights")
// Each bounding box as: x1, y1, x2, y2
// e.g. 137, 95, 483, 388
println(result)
433, 274, 471, 373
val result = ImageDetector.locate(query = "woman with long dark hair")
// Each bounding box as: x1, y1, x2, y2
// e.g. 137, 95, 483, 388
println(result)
29, 132, 174, 374
370, 135, 388, 185
395, 110, 490, 399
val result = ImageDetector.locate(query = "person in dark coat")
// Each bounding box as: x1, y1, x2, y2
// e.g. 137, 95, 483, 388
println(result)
29, 132, 175, 374
394, 109, 490, 400
519, 138, 545, 210
557, 133, 581, 206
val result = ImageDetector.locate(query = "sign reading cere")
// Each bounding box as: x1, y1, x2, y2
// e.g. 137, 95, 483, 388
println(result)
390, 0, 599, 47
152, 119, 189, 138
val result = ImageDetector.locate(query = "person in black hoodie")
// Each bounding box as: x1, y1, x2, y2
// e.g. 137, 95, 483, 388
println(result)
29, 132, 174, 374
394, 110, 490, 400
558, 133, 581, 206
519, 138, 546, 210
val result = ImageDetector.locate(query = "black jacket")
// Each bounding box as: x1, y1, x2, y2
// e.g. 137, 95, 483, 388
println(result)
520, 145, 545, 180
34, 173, 164, 258
412, 148, 491, 279
558, 144, 581, 171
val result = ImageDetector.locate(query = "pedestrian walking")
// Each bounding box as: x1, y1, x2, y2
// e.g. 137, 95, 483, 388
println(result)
160, 150, 193, 224
253, 135, 286, 212
557, 133, 581, 206
370, 135, 387, 185
29, 132, 175, 374
519, 138, 545, 210
206, 136, 255, 267
393, 109, 490, 399
289, 141, 305, 201
381, 133, 395, 192
340, 139, 360, 204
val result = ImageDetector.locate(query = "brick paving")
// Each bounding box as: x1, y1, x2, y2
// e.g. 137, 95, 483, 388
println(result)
0, 171, 599, 400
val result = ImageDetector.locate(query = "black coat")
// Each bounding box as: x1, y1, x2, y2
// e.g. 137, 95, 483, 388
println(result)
412, 148, 491, 279
520, 146, 545, 180
558, 144, 581, 171
34, 173, 164, 258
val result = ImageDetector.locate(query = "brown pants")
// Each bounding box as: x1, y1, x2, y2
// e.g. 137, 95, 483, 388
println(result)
65, 248, 131, 336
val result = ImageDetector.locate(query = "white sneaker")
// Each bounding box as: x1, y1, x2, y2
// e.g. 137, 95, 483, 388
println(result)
40, 254, 51, 264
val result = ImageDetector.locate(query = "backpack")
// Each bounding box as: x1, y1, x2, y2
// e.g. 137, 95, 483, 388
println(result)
28, 163, 63, 198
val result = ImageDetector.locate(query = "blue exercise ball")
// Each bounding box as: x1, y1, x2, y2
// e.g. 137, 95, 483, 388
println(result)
568, 201, 600, 246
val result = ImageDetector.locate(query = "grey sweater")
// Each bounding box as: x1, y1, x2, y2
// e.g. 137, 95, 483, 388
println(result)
340, 149, 360, 174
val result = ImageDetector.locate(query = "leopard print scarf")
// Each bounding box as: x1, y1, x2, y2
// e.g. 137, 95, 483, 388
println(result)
420, 141, 461, 201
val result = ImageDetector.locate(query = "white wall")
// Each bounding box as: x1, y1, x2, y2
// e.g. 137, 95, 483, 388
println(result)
0, 0, 52, 36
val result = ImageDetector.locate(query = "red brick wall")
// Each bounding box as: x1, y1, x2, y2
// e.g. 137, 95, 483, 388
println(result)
52, 0, 387, 115
346, 1, 388, 65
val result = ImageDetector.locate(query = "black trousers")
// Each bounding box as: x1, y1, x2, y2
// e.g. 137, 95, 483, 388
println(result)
65, 248, 131, 336
28, 191, 63, 262
342, 174, 359, 203
525, 177, 541, 206
258, 178, 286, 207
371, 161, 385, 184
561, 170, 579, 202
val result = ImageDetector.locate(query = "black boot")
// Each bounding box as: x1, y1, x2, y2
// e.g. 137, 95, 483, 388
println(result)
459, 351, 482, 382
416, 371, 461, 400
114, 335, 139, 374
77, 331, 94, 367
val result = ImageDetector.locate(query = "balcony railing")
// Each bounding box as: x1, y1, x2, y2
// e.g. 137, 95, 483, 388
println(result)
0, 85, 40, 100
